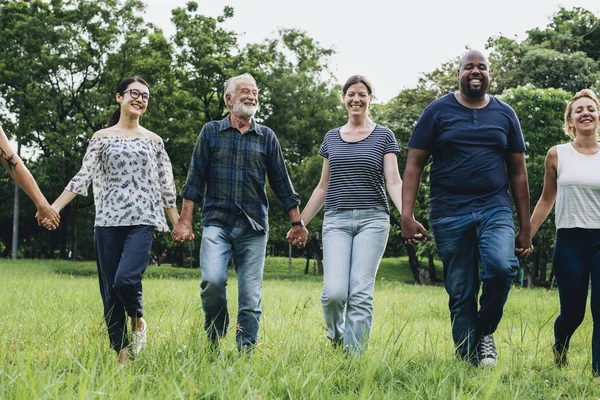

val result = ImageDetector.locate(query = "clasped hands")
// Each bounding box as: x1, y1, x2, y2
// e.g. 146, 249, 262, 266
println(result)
286, 225, 309, 248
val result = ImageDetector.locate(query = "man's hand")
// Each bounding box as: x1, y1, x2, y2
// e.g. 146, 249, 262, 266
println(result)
515, 230, 532, 258
171, 220, 195, 244
400, 216, 428, 245
286, 226, 309, 248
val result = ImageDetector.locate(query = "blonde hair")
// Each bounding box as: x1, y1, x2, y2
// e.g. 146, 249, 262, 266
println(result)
564, 89, 600, 139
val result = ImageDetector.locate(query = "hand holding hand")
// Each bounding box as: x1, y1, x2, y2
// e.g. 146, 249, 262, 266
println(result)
171, 220, 195, 244
515, 230, 533, 258
36, 204, 60, 231
400, 216, 428, 245
286, 226, 309, 248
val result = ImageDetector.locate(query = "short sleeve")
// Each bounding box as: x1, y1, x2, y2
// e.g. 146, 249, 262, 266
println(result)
156, 141, 177, 208
318, 134, 329, 158
408, 108, 437, 151
66, 138, 103, 196
384, 128, 400, 154
506, 106, 526, 153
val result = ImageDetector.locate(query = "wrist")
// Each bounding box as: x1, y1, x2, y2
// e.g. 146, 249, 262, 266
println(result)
291, 219, 305, 227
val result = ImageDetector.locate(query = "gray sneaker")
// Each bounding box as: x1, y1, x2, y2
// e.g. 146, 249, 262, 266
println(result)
130, 322, 148, 357
478, 334, 497, 367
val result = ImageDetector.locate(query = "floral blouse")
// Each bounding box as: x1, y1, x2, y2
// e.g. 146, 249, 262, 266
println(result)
66, 136, 177, 232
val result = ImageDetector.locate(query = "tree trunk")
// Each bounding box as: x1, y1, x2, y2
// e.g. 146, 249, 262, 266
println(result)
11, 142, 21, 259
427, 252, 437, 281
404, 243, 431, 284
540, 257, 547, 283
520, 259, 533, 288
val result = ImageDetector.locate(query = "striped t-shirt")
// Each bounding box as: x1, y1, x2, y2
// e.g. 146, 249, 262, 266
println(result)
319, 124, 400, 213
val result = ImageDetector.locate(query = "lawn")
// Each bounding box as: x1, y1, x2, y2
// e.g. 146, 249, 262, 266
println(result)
0, 258, 597, 399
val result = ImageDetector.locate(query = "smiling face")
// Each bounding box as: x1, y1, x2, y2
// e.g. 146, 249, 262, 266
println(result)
117, 81, 150, 119
457, 51, 490, 98
568, 96, 600, 137
227, 79, 259, 120
343, 82, 372, 117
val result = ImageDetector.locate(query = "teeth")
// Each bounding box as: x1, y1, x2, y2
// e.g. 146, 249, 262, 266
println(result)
351, 106, 361, 110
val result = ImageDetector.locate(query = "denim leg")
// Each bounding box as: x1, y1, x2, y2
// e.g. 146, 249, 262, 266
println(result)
431, 213, 480, 362
553, 229, 589, 355
113, 225, 155, 319
321, 211, 352, 342
590, 230, 600, 375
95, 227, 128, 352
345, 210, 389, 354
232, 225, 268, 351
477, 207, 519, 336
199, 226, 232, 340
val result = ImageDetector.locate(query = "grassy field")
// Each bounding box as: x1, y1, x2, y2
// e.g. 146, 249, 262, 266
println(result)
0, 258, 598, 399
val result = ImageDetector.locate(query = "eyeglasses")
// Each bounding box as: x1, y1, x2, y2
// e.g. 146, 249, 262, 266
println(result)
122, 89, 151, 102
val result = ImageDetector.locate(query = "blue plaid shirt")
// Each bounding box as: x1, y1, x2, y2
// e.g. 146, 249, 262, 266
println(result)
182, 116, 301, 232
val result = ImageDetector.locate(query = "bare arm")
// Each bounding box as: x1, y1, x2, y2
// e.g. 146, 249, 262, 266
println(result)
530, 147, 558, 238
384, 153, 402, 212
0, 126, 60, 228
400, 148, 430, 244
164, 207, 180, 227
300, 159, 330, 225
507, 152, 532, 256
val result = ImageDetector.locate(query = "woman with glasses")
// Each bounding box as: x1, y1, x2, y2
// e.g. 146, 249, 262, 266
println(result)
43, 76, 179, 364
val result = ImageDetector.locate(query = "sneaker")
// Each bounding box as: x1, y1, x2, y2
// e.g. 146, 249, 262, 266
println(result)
478, 334, 497, 367
553, 343, 568, 367
130, 321, 148, 357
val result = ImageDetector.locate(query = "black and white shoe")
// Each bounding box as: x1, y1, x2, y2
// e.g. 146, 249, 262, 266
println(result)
478, 334, 498, 367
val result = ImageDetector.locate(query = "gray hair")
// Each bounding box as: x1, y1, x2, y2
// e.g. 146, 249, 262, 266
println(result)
224, 73, 257, 109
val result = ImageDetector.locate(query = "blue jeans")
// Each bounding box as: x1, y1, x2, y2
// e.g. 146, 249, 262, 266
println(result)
94, 225, 155, 352
430, 206, 519, 362
199, 216, 268, 351
553, 228, 600, 375
321, 209, 389, 355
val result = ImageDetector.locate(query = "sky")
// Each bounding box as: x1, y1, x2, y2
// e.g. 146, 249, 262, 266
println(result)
143, 0, 600, 103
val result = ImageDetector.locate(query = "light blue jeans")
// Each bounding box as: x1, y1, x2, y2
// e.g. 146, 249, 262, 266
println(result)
199, 216, 268, 351
321, 209, 390, 354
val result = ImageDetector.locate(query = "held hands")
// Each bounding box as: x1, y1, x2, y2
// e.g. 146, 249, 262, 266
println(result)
400, 216, 428, 245
37, 204, 60, 231
515, 230, 533, 258
171, 220, 195, 244
286, 225, 309, 248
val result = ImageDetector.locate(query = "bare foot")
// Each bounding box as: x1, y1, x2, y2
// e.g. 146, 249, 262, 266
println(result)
132, 317, 145, 332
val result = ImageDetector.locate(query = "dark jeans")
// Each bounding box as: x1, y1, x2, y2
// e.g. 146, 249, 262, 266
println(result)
553, 228, 600, 375
95, 225, 155, 352
431, 206, 519, 363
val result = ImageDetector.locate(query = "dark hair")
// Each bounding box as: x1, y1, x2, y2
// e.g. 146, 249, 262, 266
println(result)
107, 76, 150, 128
342, 75, 373, 96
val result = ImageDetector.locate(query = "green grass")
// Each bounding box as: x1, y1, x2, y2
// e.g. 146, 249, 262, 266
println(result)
0, 258, 598, 399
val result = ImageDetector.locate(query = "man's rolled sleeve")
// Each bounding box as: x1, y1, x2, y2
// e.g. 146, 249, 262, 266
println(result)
182, 126, 210, 203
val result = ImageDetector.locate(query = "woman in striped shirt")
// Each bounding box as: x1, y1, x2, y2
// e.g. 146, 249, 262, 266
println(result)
295, 75, 404, 355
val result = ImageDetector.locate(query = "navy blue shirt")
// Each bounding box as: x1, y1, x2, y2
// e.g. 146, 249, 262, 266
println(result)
182, 116, 301, 233
409, 93, 526, 219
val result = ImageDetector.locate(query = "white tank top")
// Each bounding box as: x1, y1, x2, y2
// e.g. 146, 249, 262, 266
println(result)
555, 142, 600, 229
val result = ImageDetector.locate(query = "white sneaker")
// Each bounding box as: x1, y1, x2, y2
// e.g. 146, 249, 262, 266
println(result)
130, 321, 148, 357
478, 334, 497, 367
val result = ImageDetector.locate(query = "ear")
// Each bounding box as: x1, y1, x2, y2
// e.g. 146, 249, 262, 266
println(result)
116, 93, 122, 104
340, 92, 345, 102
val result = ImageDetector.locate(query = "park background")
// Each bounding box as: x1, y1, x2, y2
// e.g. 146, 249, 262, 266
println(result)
1, 1, 600, 398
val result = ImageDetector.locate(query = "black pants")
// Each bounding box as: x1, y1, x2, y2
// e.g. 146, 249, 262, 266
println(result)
553, 228, 600, 375
95, 225, 154, 352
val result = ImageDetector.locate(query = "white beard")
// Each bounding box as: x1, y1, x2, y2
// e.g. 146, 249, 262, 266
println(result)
233, 101, 258, 119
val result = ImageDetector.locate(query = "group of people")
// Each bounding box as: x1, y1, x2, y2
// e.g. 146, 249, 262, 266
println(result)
2, 49, 600, 378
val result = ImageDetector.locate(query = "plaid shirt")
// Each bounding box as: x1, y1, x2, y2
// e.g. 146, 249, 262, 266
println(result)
182, 116, 301, 232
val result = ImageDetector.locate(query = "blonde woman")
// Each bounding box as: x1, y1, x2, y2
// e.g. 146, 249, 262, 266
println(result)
530, 89, 600, 376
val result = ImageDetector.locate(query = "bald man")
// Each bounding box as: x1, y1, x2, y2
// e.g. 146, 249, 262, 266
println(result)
401, 50, 531, 367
